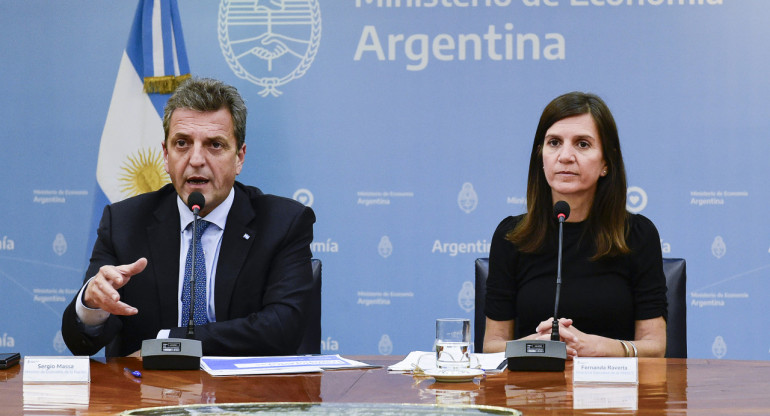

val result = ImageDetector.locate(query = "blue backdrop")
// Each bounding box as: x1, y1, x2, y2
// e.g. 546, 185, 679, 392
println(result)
1, 0, 768, 360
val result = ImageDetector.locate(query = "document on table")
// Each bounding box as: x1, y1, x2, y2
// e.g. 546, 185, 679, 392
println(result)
200, 355, 377, 376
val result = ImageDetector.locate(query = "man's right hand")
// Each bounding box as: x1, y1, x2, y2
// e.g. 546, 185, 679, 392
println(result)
83, 258, 147, 315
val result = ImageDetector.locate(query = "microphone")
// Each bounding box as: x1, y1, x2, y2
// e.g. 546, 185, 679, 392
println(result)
187, 191, 205, 216
141, 191, 205, 370
185, 192, 205, 339
551, 201, 569, 342
504, 201, 570, 372
554, 200, 570, 222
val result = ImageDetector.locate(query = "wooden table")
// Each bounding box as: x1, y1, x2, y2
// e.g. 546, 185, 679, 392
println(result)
1, 356, 769, 415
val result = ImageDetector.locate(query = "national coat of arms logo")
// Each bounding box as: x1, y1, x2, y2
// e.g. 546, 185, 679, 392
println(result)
218, 0, 322, 97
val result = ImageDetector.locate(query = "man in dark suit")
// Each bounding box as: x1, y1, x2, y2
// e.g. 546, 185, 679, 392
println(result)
61, 77, 315, 357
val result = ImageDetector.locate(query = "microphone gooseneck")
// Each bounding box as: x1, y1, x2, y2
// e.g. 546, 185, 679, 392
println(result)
503, 201, 570, 371
140, 191, 207, 369
503, 201, 571, 371
186, 192, 206, 339
551, 201, 570, 341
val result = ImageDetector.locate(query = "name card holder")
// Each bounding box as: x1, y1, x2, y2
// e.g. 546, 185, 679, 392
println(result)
23, 356, 90, 384
572, 357, 638, 384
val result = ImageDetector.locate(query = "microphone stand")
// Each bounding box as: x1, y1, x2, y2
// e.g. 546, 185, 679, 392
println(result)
141, 202, 204, 370
504, 208, 568, 372
551, 213, 565, 342
186, 210, 199, 339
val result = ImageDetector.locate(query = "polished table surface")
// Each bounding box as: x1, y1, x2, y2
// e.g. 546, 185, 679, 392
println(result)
1, 356, 769, 415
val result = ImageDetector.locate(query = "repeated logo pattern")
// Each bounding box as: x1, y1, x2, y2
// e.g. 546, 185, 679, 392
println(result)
458, 183, 478, 214
293, 188, 314, 207
53, 233, 67, 256
711, 236, 726, 259
378, 236, 393, 258
626, 186, 648, 213
458, 281, 475, 313
712, 336, 727, 359
378, 334, 393, 355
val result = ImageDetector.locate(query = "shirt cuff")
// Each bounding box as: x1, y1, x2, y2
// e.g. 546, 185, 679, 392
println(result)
75, 277, 110, 327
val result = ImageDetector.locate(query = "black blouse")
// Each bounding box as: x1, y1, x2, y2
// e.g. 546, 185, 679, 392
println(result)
484, 213, 667, 341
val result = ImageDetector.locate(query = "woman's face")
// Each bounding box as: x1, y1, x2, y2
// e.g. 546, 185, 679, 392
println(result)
542, 113, 607, 205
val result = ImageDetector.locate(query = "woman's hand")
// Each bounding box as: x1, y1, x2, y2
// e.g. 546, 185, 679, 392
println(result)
533, 318, 580, 358
534, 317, 667, 357
489, 316, 666, 357
536, 318, 616, 357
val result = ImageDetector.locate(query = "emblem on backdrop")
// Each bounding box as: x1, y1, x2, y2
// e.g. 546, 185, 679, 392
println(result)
711, 236, 726, 259
458, 281, 475, 313
458, 183, 478, 214
378, 334, 394, 355
53, 331, 67, 354
292, 188, 314, 207
712, 336, 727, 359
626, 186, 648, 213
378, 236, 393, 258
218, 0, 322, 97
52, 233, 68, 256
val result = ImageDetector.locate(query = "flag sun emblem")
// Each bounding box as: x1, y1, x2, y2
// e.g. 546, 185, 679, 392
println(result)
119, 148, 170, 198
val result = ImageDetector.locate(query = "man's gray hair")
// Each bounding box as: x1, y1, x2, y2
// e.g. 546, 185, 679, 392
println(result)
163, 77, 247, 150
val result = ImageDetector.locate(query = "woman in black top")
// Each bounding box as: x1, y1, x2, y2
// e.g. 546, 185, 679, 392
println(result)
483, 92, 667, 358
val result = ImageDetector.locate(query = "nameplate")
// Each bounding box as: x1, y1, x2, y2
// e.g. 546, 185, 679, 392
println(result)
23, 356, 90, 384
573, 357, 638, 384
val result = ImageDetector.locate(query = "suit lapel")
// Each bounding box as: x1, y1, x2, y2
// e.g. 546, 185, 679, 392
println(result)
214, 186, 256, 320
147, 190, 182, 327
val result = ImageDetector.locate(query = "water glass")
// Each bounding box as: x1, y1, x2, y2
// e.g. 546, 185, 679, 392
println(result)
435, 318, 471, 369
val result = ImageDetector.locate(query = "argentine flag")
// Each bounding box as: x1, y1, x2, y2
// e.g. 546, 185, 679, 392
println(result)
88, 0, 189, 251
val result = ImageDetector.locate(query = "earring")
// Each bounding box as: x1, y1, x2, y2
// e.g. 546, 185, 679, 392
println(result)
602, 169, 607, 176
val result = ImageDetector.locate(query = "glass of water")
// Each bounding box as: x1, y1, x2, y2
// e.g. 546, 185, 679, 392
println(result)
435, 318, 471, 369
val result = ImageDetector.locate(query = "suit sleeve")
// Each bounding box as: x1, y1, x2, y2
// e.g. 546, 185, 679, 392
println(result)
61, 205, 125, 356
188, 205, 316, 356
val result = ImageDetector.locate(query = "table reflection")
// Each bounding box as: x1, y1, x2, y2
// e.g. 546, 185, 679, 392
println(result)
416, 376, 483, 405
23, 383, 90, 413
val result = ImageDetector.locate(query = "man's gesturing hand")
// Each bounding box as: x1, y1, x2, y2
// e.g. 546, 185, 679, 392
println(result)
83, 258, 148, 315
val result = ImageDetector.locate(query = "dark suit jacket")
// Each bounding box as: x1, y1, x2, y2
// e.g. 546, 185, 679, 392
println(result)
61, 182, 315, 357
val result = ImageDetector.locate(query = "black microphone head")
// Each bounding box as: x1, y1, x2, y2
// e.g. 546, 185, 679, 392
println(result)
187, 191, 205, 213
553, 201, 570, 221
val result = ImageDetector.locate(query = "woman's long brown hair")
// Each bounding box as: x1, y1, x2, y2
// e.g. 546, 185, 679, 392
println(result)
508, 92, 630, 260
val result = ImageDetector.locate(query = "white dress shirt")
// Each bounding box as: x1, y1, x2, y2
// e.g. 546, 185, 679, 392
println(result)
175, 188, 233, 325
75, 188, 235, 332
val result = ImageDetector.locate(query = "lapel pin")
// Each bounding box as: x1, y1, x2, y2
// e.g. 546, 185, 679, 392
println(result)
243, 233, 251, 240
